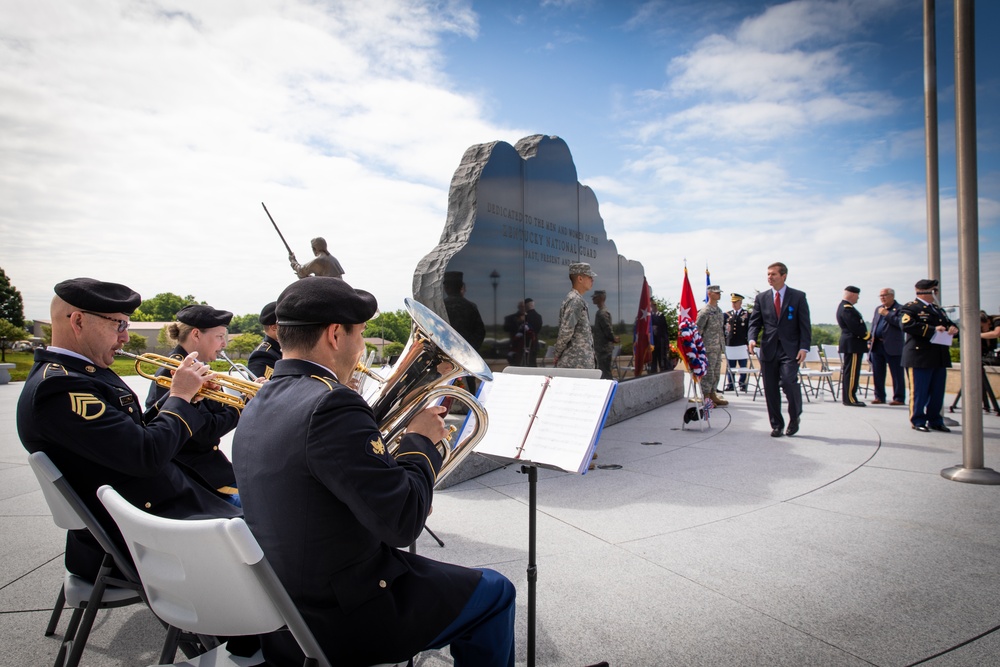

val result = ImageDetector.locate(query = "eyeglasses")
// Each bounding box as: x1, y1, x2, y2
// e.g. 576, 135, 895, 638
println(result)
74, 311, 130, 333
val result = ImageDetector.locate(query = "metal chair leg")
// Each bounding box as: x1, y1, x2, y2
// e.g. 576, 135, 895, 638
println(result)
45, 584, 66, 637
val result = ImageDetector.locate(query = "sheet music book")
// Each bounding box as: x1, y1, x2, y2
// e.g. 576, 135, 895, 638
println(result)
470, 373, 618, 474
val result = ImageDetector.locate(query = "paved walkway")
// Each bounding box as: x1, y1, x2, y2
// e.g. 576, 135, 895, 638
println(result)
2, 376, 999, 666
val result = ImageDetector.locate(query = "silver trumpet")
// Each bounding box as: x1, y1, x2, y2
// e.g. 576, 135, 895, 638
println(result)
366, 298, 493, 487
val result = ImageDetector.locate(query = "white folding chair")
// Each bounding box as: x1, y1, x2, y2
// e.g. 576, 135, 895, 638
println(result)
821, 344, 843, 401
724, 345, 761, 398
28, 452, 146, 667
97, 484, 329, 667
799, 346, 836, 401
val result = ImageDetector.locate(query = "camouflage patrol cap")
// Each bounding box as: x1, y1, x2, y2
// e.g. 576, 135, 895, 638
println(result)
569, 262, 596, 278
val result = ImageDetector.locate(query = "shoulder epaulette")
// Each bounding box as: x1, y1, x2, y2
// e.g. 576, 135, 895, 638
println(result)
309, 375, 338, 391
41, 363, 69, 379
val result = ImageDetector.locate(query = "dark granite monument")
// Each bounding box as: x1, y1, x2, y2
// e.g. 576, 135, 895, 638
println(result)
414, 134, 644, 363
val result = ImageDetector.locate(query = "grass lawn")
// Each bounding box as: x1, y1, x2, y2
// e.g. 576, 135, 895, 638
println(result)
2, 351, 246, 383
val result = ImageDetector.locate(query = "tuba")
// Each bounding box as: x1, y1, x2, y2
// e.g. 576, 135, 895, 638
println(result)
366, 298, 493, 487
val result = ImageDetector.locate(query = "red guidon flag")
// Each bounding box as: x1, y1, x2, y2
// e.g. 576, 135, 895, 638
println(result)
633, 278, 652, 377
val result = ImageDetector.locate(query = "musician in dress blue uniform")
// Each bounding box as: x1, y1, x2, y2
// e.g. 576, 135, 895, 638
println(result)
232, 276, 515, 667
247, 300, 282, 380
145, 304, 241, 506
16, 278, 239, 580
901, 279, 958, 432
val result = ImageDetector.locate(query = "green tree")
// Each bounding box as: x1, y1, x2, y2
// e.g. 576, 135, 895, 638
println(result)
811, 327, 837, 347
362, 309, 412, 343
42, 323, 52, 346
157, 325, 171, 349
228, 333, 262, 358
123, 332, 148, 354
230, 313, 264, 336
133, 293, 202, 322
0, 268, 25, 328
0, 318, 24, 362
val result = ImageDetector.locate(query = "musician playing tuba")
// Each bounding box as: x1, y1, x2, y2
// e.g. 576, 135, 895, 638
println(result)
232, 276, 515, 667
145, 304, 243, 507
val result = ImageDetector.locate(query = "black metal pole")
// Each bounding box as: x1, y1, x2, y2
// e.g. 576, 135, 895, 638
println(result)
524, 464, 537, 667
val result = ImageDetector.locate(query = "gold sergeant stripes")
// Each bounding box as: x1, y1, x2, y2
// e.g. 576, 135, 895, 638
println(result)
69, 393, 105, 420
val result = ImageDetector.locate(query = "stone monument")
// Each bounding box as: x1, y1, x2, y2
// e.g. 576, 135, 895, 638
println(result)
414, 134, 644, 363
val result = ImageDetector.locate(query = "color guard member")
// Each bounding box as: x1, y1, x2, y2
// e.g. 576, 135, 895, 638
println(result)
836, 286, 870, 406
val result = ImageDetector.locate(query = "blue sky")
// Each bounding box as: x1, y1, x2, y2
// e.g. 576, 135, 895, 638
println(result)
1, 0, 997, 326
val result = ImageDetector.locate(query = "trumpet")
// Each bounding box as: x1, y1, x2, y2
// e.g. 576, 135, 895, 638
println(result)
219, 350, 258, 382
115, 350, 260, 409
366, 298, 493, 487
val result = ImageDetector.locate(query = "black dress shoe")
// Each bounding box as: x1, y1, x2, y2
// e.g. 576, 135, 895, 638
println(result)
786, 420, 799, 436
843, 401, 866, 407
912, 424, 930, 432
929, 424, 951, 432
771, 427, 784, 437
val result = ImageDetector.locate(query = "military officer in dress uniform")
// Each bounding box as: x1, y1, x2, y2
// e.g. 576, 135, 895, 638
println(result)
146, 304, 241, 506
554, 262, 597, 369
248, 301, 282, 380
836, 286, 871, 406
232, 276, 515, 667
724, 293, 750, 392
16, 278, 240, 581
901, 278, 958, 432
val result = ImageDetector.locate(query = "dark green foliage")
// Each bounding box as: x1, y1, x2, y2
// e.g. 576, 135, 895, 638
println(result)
0, 268, 25, 328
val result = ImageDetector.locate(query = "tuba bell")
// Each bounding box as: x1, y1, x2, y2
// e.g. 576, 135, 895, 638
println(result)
366, 298, 493, 487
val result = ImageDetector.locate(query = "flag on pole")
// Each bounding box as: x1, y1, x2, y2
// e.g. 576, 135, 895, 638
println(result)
633, 278, 652, 377
705, 264, 711, 303
679, 267, 708, 378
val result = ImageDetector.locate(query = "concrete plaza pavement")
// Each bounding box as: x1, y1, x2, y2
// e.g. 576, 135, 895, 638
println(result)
2, 375, 1000, 666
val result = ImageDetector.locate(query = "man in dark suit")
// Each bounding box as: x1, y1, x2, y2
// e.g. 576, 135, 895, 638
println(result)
748, 262, 812, 437
836, 286, 870, 407
869, 287, 905, 405
233, 276, 515, 667
901, 278, 958, 432
16, 278, 239, 581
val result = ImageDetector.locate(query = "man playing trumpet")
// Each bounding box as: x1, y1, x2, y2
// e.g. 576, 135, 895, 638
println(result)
233, 276, 515, 667
16, 278, 240, 582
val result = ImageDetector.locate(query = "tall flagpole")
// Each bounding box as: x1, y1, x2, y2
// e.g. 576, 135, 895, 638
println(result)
941, 0, 1000, 485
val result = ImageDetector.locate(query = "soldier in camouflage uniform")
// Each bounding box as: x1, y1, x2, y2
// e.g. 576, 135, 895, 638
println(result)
554, 263, 597, 370
592, 290, 619, 379
696, 285, 727, 405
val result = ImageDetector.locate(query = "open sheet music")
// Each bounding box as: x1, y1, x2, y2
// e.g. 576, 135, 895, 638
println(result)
472, 373, 617, 474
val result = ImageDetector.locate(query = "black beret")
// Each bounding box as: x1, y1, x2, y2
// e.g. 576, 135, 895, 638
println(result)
443, 271, 464, 287
915, 278, 939, 290
176, 304, 233, 329
258, 301, 277, 326
277, 276, 378, 326
54, 277, 141, 314
845, 285, 860, 294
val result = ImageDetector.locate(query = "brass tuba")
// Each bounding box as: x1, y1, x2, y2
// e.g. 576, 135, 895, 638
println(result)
366, 298, 493, 487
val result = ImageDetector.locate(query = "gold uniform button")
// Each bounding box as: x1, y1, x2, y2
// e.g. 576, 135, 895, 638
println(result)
144, 502, 152, 509
213, 446, 219, 450
379, 580, 387, 589
128, 407, 134, 413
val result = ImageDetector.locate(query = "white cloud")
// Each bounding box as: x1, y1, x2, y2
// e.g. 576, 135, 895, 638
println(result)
0, 0, 511, 319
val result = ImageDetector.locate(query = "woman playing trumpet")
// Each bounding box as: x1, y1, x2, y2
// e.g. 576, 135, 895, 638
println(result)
145, 304, 242, 507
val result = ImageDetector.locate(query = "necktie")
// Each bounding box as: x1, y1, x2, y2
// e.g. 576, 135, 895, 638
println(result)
774, 291, 781, 318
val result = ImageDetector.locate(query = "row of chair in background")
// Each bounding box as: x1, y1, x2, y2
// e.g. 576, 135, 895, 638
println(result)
29, 451, 404, 667
720, 345, 874, 403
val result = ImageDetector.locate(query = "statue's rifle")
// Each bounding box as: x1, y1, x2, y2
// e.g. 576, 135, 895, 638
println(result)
261, 202, 298, 265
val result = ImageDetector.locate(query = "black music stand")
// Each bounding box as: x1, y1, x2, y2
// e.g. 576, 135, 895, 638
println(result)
499, 366, 604, 667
